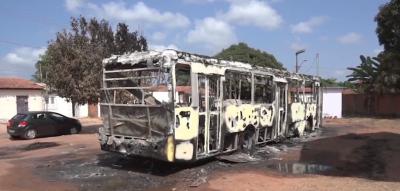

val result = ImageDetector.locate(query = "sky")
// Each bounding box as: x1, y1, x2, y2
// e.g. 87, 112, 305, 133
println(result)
0, 0, 389, 80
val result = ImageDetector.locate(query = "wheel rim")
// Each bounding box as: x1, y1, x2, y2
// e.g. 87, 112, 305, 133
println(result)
70, 127, 77, 134
26, 130, 36, 139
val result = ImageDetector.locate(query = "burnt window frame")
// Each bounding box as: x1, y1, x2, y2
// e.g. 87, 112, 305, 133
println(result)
174, 63, 192, 107
253, 74, 274, 104
223, 70, 252, 102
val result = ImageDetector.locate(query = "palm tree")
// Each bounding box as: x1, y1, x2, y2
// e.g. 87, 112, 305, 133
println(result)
347, 55, 382, 114
347, 55, 381, 94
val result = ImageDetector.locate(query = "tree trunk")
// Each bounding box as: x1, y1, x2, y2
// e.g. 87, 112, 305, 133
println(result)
72, 100, 76, 117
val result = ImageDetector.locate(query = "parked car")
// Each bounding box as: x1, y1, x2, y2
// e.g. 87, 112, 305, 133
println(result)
6, 111, 82, 139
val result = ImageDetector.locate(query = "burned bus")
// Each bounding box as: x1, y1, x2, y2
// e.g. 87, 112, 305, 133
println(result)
98, 50, 322, 162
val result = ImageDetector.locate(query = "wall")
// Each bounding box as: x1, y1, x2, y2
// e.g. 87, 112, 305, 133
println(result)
88, 102, 98, 118
46, 95, 88, 118
322, 88, 342, 118
343, 94, 400, 117
0, 89, 44, 120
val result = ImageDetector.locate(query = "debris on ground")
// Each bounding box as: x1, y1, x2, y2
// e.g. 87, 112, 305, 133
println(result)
22, 142, 60, 151
217, 152, 260, 163
1, 118, 400, 191
190, 176, 207, 187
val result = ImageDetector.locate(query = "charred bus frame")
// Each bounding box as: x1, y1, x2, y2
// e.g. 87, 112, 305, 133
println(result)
98, 50, 322, 162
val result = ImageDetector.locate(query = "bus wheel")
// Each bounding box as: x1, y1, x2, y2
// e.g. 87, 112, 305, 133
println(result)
306, 116, 314, 132
241, 127, 256, 155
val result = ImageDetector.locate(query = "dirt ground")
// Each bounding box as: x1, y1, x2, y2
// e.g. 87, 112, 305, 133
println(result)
0, 118, 400, 191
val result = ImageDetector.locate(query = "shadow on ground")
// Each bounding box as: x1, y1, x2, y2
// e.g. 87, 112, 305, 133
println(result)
96, 153, 215, 176
299, 132, 400, 182
34, 151, 223, 191
80, 124, 102, 134
0, 142, 60, 159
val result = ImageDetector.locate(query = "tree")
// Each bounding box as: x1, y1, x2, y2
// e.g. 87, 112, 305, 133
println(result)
215, 42, 285, 70
346, 56, 384, 114
346, 55, 381, 93
343, 0, 400, 99
319, 78, 353, 88
34, 16, 148, 116
115, 23, 148, 54
337, 81, 354, 89
33, 53, 52, 82
377, 51, 400, 93
375, 0, 400, 93
320, 78, 338, 87
375, 0, 400, 52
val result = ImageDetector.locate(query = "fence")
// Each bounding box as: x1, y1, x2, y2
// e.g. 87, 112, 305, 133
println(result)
342, 93, 400, 117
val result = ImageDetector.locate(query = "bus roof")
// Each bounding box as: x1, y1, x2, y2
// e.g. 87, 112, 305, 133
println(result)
103, 49, 319, 82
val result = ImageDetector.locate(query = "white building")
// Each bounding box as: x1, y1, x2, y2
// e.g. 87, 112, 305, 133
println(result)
0, 77, 45, 120
0, 77, 98, 120
322, 87, 343, 118
45, 94, 89, 118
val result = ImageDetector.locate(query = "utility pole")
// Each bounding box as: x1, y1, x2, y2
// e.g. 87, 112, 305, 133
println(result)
295, 49, 306, 73
316, 53, 320, 77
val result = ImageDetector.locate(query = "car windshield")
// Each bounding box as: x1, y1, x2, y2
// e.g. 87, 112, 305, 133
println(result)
12, 114, 27, 120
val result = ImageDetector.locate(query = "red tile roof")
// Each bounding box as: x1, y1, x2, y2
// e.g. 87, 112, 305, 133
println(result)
0, 77, 44, 90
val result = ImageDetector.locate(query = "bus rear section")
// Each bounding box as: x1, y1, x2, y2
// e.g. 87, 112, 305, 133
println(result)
98, 52, 176, 162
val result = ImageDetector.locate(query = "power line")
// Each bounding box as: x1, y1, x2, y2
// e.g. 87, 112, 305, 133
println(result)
303, 55, 316, 74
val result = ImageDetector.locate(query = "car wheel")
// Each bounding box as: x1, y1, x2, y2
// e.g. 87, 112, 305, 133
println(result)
70, 127, 79, 134
24, 129, 37, 139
